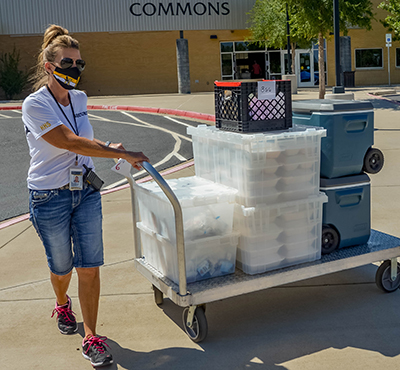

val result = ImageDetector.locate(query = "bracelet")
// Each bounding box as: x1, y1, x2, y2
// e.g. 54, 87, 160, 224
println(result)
105, 141, 111, 147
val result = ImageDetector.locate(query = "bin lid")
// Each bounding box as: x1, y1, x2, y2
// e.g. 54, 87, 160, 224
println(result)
136, 176, 237, 206
320, 173, 370, 189
187, 124, 326, 147
292, 99, 374, 113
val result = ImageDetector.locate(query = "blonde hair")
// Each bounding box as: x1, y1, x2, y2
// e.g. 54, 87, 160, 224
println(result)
31, 24, 80, 91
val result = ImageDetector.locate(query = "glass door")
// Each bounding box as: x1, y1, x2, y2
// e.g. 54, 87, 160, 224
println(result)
313, 44, 327, 86
235, 53, 251, 79
221, 53, 234, 80
298, 51, 313, 86
265, 53, 270, 79
268, 51, 282, 80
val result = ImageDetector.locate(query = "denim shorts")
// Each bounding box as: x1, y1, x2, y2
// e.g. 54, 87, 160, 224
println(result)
29, 186, 104, 275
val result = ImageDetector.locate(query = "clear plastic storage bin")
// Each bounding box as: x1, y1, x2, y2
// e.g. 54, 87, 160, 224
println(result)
234, 193, 327, 275
137, 222, 239, 284
187, 124, 326, 207
135, 176, 237, 244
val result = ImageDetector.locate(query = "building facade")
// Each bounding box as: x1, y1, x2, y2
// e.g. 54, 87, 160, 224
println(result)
0, 0, 398, 97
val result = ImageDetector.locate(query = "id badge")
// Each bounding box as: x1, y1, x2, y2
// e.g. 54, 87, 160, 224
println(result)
69, 167, 83, 191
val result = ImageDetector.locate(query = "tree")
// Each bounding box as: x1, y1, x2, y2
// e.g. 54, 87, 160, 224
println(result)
378, 0, 400, 41
249, 0, 374, 98
248, 0, 311, 74
0, 47, 29, 100
291, 0, 374, 98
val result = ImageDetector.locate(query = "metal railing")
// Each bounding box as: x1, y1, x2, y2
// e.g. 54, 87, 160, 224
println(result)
127, 161, 187, 296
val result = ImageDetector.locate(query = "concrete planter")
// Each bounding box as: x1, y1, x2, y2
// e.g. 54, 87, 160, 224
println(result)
282, 74, 297, 94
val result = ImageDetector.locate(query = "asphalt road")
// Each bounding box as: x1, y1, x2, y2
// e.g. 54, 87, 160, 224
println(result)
0, 109, 197, 222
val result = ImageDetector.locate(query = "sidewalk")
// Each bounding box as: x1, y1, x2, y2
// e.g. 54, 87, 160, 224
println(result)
2, 87, 400, 370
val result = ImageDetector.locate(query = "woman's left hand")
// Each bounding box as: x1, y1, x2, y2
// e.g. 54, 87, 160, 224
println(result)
108, 142, 125, 150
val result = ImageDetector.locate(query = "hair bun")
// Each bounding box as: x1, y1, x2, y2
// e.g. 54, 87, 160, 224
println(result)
42, 24, 69, 50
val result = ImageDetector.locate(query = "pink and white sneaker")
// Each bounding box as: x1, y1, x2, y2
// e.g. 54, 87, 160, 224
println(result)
51, 295, 78, 335
82, 335, 113, 367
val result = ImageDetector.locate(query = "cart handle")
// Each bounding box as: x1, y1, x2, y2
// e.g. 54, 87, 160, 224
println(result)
127, 161, 187, 297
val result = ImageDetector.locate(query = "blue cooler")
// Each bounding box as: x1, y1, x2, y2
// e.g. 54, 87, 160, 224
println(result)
320, 173, 370, 254
292, 100, 382, 178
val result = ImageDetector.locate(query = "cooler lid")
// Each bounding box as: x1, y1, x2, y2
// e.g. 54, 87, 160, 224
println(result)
320, 173, 370, 188
292, 99, 374, 113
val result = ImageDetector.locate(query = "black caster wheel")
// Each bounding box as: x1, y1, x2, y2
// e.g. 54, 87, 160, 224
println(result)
363, 148, 384, 174
152, 285, 163, 306
375, 260, 400, 293
182, 306, 208, 343
321, 225, 340, 254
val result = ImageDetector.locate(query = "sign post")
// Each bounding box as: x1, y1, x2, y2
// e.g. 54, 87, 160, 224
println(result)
386, 33, 392, 86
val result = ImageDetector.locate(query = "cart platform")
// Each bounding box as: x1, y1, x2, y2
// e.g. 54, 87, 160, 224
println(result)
135, 229, 400, 307
130, 162, 400, 342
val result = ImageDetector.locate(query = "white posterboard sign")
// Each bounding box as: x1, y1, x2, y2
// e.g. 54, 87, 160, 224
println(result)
258, 81, 276, 100
111, 158, 132, 177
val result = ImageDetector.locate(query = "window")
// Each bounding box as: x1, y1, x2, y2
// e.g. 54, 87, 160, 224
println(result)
221, 54, 233, 76
312, 40, 326, 50
234, 41, 265, 52
268, 51, 281, 75
355, 49, 383, 69
313, 48, 327, 86
220, 42, 233, 53
396, 48, 400, 67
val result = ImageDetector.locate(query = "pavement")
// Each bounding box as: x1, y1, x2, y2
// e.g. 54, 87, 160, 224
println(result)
2, 86, 400, 370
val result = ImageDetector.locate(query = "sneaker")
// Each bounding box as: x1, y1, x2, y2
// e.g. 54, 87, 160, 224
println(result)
51, 295, 78, 335
82, 335, 113, 367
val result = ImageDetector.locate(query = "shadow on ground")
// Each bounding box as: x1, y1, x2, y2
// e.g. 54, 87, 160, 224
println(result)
94, 265, 400, 370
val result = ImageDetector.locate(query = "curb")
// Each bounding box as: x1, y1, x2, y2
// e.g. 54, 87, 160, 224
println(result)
87, 105, 215, 122
0, 106, 22, 110
0, 104, 216, 122
367, 92, 400, 105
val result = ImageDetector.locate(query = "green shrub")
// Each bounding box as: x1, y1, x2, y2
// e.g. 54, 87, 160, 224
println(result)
0, 47, 29, 100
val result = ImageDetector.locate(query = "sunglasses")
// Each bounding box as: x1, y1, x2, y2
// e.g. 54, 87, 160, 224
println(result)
57, 57, 86, 72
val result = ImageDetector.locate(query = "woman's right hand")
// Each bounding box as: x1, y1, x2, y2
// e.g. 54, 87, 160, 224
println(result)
124, 151, 150, 170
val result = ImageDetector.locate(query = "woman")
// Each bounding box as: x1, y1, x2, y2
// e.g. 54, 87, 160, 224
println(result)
22, 24, 149, 367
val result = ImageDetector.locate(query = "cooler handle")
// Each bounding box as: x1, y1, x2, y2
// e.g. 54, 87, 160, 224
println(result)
335, 188, 364, 207
345, 117, 368, 133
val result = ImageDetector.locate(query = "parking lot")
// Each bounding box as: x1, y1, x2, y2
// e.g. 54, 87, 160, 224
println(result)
0, 109, 197, 221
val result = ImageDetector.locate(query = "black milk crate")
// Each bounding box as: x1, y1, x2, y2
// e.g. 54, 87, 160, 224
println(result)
214, 80, 292, 132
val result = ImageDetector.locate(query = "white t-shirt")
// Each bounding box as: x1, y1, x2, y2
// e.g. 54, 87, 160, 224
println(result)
22, 86, 95, 190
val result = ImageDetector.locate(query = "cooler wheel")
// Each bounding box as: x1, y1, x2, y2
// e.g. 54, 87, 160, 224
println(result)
375, 260, 400, 293
363, 148, 384, 174
321, 225, 340, 254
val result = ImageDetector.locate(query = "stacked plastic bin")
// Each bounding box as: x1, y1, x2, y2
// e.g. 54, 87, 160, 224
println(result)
292, 99, 384, 253
188, 125, 327, 274
187, 80, 327, 275
134, 176, 239, 284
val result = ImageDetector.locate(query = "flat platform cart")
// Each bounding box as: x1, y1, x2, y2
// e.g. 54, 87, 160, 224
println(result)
129, 162, 400, 343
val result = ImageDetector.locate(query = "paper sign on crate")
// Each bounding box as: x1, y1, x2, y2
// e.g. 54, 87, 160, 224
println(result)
111, 158, 132, 177
258, 80, 276, 100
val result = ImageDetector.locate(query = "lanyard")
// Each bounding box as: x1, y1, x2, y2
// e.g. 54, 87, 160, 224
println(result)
46, 85, 79, 136
46, 85, 79, 164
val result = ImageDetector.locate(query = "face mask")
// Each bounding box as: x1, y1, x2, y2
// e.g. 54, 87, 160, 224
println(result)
53, 67, 81, 90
